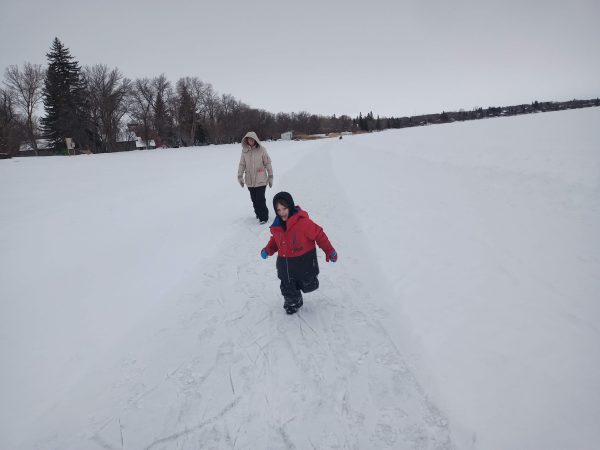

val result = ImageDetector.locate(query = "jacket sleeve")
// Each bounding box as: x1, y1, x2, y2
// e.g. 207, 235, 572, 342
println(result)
305, 219, 334, 255
237, 153, 246, 180
265, 235, 278, 255
263, 149, 273, 181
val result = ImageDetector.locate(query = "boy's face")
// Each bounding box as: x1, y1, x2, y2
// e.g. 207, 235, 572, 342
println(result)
276, 203, 289, 221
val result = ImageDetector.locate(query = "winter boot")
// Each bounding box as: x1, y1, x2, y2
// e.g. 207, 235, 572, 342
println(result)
284, 297, 303, 315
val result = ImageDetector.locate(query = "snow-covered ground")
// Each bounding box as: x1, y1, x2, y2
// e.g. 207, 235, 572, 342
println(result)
1, 108, 599, 450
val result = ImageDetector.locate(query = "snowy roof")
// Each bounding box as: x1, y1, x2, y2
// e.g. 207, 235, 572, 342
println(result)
19, 139, 53, 151
135, 137, 156, 148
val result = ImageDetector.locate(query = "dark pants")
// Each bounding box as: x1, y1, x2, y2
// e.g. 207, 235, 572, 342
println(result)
248, 186, 268, 222
280, 276, 319, 307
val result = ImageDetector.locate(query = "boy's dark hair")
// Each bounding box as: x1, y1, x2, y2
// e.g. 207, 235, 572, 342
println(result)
272, 191, 295, 214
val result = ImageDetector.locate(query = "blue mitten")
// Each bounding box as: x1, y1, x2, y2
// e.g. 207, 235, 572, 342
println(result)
328, 250, 337, 263
261, 248, 268, 259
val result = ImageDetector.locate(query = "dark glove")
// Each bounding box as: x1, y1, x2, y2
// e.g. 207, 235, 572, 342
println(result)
260, 248, 268, 259
327, 250, 337, 262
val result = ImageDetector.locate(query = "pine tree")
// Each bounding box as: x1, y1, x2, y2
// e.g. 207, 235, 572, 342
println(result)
176, 82, 195, 146
154, 91, 171, 146
41, 38, 89, 152
358, 112, 368, 131
152, 74, 174, 147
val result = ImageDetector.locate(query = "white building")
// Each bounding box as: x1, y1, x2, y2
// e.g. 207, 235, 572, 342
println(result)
135, 137, 156, 149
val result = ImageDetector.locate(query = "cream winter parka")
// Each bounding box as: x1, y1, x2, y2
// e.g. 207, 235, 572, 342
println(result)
238, 131, 273, 188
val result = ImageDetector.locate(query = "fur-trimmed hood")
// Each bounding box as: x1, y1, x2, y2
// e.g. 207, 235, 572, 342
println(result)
241, 131, 264, 153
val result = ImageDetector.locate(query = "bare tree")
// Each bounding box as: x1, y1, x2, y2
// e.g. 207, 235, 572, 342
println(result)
216, 95, 252, 143
201, 84, 222, 142
0, 88, 18, 154
212, 93, 241, 144
130, 77, 156, 148
276, 112, 292, 134
202, 84, 219, 121
84, 64, 131, 152
292, 111, 310, 134
175, 77, 209, 146
307, 114, 322, 135
4, 63, 45, 155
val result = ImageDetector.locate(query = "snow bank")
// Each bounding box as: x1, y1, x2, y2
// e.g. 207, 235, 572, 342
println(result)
1, 108, 598, 449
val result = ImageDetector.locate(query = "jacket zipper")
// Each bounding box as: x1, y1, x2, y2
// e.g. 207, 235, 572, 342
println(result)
250, 148, 255, 186
280, 234, 291, 282
286, 258, 290, 282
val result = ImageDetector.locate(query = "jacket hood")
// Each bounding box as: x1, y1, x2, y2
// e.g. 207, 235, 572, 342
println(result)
272, 191, 295, 214
241, 131, 263, 152
270, 206, 306, 228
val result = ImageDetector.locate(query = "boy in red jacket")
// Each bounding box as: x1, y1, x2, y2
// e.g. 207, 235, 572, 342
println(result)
260, 192, 337, 314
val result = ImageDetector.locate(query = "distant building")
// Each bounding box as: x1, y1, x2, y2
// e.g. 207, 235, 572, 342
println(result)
135, 137, 156, 149
19, 139, 53, 152
281, 131, 293, 140
18, 139, 55, 156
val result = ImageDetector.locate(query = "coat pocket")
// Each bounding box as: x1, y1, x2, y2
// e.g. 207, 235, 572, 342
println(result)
256, 167, 267, 184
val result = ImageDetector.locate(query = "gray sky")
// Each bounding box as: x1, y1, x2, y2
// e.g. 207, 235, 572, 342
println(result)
1, 0, 598, 117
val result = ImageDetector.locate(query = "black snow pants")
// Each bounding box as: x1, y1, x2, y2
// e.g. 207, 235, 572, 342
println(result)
280, 275, 319, 308
248, 186, 269, 222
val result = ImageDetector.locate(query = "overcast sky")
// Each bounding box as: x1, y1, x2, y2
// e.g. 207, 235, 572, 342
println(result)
1, 0, 598, 117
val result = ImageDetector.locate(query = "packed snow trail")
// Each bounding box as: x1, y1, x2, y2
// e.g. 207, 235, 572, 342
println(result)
19, 142, 453, 450
136, 140, 453, 449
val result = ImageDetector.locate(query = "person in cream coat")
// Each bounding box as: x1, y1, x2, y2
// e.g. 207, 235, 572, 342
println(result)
238, 131, 273, 224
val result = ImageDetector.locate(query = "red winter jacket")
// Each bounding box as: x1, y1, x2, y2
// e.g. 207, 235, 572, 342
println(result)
265, 207, 334, 258
265, 207, 334, 281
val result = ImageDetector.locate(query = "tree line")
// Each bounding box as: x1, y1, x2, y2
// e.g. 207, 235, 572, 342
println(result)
0, 38, 357, 156
1, 37, 598, 156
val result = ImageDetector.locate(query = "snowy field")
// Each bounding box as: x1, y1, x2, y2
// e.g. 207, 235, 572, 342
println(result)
1, 107, 599, 450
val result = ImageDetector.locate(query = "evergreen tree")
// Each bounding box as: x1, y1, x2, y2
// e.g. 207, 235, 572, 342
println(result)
175, 82, 195, 146
154, 90, 172, 146
41, 38, 89, 152
152, 74, 174, 147
357, 112, 368, 131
